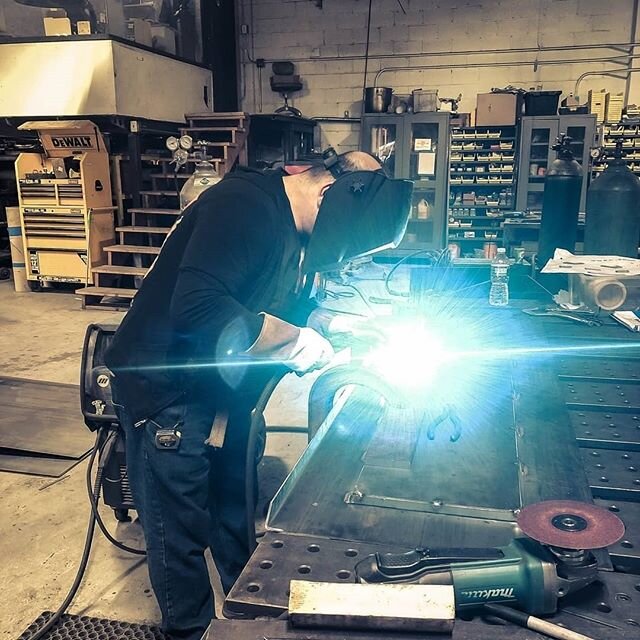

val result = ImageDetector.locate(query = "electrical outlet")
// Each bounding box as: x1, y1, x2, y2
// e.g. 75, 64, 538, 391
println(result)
240, 24, 249, 35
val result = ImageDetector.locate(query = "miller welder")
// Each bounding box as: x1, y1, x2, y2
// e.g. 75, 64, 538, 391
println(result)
80, 323, 134, 522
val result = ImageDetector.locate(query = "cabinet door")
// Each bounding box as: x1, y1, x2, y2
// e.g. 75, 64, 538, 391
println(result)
516, 117, 559, 213
403, 113, 449, 250
558, 114, 596, 211
360, 116, 403, 178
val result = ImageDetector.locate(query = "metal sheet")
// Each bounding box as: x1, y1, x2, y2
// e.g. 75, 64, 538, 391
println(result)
563, 380, 640, 409
0, 40, 212, 122
581, 448, 640, 500
0, 452, 86, 477
571, 410, 640, 452
225, 532, 405, 618
225, 534, 640, 639
594, 499, 640, 573
0, 377, 94, 458
352, 385, 521, 521
557, 355, 640, 381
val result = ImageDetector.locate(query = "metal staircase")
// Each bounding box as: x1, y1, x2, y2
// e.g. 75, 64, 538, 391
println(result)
76, 113, 249, 309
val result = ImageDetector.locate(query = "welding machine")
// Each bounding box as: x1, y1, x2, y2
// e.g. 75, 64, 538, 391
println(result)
80, 323, 134, 521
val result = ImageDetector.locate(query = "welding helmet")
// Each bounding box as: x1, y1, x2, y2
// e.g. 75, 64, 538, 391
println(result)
302, 159, 413, 273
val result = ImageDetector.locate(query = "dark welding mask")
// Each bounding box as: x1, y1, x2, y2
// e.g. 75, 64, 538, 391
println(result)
302, 168, 413, 273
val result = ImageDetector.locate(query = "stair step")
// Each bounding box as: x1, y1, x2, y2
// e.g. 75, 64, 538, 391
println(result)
92, 265, 148, 276
148, 157, 222, 165
187, 112, 247, 119
140, 190, 179, 197
76, 286, 137, 299
117, 225, 171, 234
104, 244, 161, 255
150, 173, 190, 180
193, 142, 236, 147
128, 207, 181, 215
181, 127, 246, 132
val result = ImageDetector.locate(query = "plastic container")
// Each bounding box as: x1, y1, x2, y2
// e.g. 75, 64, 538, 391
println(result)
524, 90, 561, 116
489, 247, 510, 307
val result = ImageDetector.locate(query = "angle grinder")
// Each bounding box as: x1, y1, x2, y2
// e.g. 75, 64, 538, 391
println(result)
355, 500, 624, 616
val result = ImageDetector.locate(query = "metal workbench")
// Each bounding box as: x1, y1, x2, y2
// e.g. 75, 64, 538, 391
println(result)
224, 303, 640, 638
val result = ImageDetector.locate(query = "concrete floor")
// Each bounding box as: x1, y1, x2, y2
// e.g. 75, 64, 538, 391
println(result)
0, 280, 312, 639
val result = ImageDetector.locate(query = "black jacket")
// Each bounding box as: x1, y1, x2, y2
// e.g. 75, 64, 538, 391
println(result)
105, 168, 306, 423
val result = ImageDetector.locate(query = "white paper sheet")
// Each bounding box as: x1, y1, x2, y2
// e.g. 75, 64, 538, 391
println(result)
417, 151, 436, 175
540, 249, 640, 276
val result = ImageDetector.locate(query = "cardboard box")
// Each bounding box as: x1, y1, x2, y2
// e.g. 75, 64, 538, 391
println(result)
606, 93, 624, 124
476, 92, 522, 125
588, 89, 607, 124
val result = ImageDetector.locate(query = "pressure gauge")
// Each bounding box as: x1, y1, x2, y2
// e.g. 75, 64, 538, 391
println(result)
179, 135, 193, 150
166, 136, 179, 151
174, 148, 189, 165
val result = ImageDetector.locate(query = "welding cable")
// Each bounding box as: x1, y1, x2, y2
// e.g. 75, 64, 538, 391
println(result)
26, 429, 104, 640
384, 249, 439, 297
86, 429, 146, 556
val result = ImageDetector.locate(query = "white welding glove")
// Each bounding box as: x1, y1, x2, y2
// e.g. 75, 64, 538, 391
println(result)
245, 313, 334, 374
287, 327, 335, 373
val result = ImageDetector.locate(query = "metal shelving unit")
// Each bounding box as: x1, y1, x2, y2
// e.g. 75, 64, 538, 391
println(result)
592, 121, 640, 179
447, 125, 517, 256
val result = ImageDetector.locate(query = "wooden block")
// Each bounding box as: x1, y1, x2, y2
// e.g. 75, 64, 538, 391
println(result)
288, 580, 455, 633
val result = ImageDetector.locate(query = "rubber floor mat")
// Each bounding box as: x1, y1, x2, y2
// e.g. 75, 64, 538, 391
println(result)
18, 612, 166, 640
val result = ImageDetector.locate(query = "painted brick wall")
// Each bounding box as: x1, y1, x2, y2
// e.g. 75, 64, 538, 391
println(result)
236, 0, 639, 151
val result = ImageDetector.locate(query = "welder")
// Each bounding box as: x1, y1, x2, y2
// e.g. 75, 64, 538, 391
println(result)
103, 151, 389, 640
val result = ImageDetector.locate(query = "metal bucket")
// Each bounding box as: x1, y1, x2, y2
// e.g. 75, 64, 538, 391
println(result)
364, 87, 392, 113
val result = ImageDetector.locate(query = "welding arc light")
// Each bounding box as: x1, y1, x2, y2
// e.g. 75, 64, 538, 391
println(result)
364, 323, 453, 391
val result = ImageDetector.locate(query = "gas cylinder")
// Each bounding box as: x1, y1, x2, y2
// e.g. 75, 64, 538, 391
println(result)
584, 140, 640, 257
180, 160, 221, 209
537, 135, 583, 268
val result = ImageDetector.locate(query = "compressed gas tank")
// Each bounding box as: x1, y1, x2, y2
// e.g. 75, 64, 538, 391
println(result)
538, 136, 583, 268
584, 141, 640, 257
180, 161, 221, 209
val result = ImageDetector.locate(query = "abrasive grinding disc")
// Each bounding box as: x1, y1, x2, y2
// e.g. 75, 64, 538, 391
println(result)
517, 500, 625, 550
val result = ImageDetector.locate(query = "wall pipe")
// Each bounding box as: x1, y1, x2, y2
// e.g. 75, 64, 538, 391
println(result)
245, 42, 640, 65
374, 55, 640, 87
575, 64, 640, 96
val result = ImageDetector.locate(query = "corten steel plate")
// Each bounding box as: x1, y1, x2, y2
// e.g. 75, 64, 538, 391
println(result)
0, 452, 87, 478
581, 449, 640, 501
0, 377, 93, 459
594, 499, 640, 573
517, 500, 625, 550
266, 359, 595, 551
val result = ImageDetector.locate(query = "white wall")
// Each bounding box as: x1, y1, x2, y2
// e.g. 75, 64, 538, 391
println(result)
236, 0, 640, 151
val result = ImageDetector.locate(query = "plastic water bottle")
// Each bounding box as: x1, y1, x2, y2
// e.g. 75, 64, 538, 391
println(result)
489, 248, 510, 307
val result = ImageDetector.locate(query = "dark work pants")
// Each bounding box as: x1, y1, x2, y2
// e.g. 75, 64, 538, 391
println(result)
113, 384, 252, 640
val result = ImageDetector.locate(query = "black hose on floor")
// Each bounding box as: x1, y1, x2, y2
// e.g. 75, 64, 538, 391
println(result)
86, 430, 145, 557
26, 428, 105, 640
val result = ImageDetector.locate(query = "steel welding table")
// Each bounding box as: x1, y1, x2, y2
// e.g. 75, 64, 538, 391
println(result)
214, 301, 640, 639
